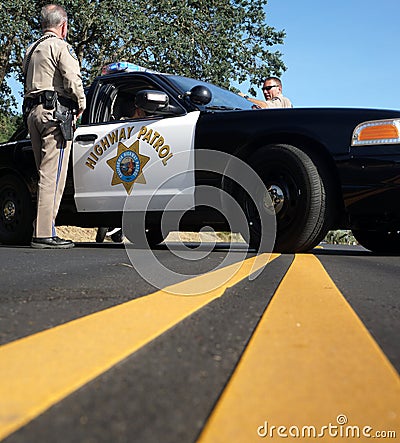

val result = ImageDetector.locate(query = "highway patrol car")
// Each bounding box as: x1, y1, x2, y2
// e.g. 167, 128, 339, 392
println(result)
1, 62, 400, 253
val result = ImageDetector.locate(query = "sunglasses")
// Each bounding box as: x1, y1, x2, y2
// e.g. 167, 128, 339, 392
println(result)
262, 85, 279, 91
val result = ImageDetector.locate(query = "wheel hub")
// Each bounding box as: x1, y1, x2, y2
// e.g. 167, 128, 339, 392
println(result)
266, 185, 285, 213
3, 200, 16, 221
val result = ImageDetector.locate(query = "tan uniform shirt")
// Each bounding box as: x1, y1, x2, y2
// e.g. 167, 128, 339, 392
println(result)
23, 32, 86, 113
264, 94, 293, 109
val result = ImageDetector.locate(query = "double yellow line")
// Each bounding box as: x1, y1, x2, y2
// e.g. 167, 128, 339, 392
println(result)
0, 253, 276, 441
1, 253, 399, 442
198, 255, 400, 442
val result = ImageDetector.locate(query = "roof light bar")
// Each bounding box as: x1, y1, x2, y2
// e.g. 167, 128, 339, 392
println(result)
352, 119, 400, 146
101, 62, 157, 76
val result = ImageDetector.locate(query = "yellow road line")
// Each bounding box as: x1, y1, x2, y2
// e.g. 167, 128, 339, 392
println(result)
0, 253, 277, 441
198, 254, 400, 442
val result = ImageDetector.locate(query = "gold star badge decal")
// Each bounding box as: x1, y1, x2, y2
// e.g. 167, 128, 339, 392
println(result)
107, 140, 150, 194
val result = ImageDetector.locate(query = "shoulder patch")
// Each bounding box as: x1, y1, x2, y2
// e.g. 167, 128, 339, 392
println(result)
67, 45, 78, 60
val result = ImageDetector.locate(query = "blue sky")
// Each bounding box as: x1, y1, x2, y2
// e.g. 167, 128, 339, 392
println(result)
262, 0, 400, 109
10, 0, 400, 111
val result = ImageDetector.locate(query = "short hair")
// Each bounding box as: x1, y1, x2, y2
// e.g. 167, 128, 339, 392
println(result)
264, 77, 282, 88
41, 4, 68, 30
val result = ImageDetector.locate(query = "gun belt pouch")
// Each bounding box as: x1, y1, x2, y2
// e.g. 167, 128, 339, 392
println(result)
42, 90, 58, 110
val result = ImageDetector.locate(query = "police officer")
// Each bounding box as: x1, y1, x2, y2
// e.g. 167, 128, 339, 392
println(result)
23, 4, 86, 249
240, 76, 293, 109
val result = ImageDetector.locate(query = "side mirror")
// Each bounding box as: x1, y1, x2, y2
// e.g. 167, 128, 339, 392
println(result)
186, 85, 212, 105
135, 90, 169, 113
135, 90, 185, 116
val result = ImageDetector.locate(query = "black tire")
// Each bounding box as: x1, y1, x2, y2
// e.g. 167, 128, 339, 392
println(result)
352, 229, 400, 254
0, 174, 34, 245
96, 227, 108, 243
242, 144, 331, 253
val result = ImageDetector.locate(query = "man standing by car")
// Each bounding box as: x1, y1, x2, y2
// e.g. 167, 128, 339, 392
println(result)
23, 4, 86, 249
240, 76, 292, 108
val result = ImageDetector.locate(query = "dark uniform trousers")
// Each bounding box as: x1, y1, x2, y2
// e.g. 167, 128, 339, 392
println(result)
28, 104, 71, 238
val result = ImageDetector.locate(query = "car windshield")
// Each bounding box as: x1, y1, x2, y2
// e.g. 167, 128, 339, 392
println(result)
166, 75, 255, 111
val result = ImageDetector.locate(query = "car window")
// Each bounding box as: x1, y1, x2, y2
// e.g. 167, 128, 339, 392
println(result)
167, 75, 254, 111
90, 77, 160, 124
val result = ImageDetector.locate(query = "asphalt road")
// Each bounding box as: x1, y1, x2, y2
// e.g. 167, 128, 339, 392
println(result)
0, 242, 399, 442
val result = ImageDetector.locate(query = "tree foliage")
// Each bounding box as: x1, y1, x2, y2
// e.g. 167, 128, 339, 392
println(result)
0, 0, 37, 110
0, 111, 23, 142
0, 0, 286, 110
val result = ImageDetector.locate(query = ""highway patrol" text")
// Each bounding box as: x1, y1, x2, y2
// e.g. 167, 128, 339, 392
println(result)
85, 125, 174, 170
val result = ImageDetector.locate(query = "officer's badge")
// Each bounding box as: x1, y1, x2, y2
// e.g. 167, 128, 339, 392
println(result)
67, 45, 78, 60
107, 140, 150, 194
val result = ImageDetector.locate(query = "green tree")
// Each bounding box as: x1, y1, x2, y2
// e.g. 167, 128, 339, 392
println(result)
0, 0, 286, 107
69, 0, 287, 93
0, 111, 22, 142
0, 0, 37, 110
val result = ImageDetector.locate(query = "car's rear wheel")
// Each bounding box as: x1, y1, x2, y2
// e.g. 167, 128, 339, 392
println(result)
352, 229, 400, 253
0, 174, 34, 245
242, 144, 331, 253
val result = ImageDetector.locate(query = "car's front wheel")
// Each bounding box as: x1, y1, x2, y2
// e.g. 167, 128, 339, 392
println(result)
242, 144, 332, 253
352, 229, 400, 253
0, 174, 34, 245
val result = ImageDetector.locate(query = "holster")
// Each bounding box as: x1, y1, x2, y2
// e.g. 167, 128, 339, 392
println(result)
54, 96, 78, 142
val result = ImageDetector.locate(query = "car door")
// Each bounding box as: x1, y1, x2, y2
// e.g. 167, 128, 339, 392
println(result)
72, 79, 199, 213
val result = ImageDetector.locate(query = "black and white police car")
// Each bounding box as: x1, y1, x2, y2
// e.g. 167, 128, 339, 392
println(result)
1, 62, 400, 253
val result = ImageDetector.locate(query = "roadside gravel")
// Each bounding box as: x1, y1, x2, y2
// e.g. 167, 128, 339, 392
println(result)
56, 227, 245, 243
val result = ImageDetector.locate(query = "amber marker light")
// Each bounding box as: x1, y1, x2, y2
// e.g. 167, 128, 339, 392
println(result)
352, 119, 400, 146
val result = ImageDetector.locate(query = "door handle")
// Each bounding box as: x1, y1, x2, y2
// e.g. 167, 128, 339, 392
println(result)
75, 134, 97, 142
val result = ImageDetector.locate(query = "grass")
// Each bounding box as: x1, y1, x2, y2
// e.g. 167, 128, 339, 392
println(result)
324, 230, 358, 245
